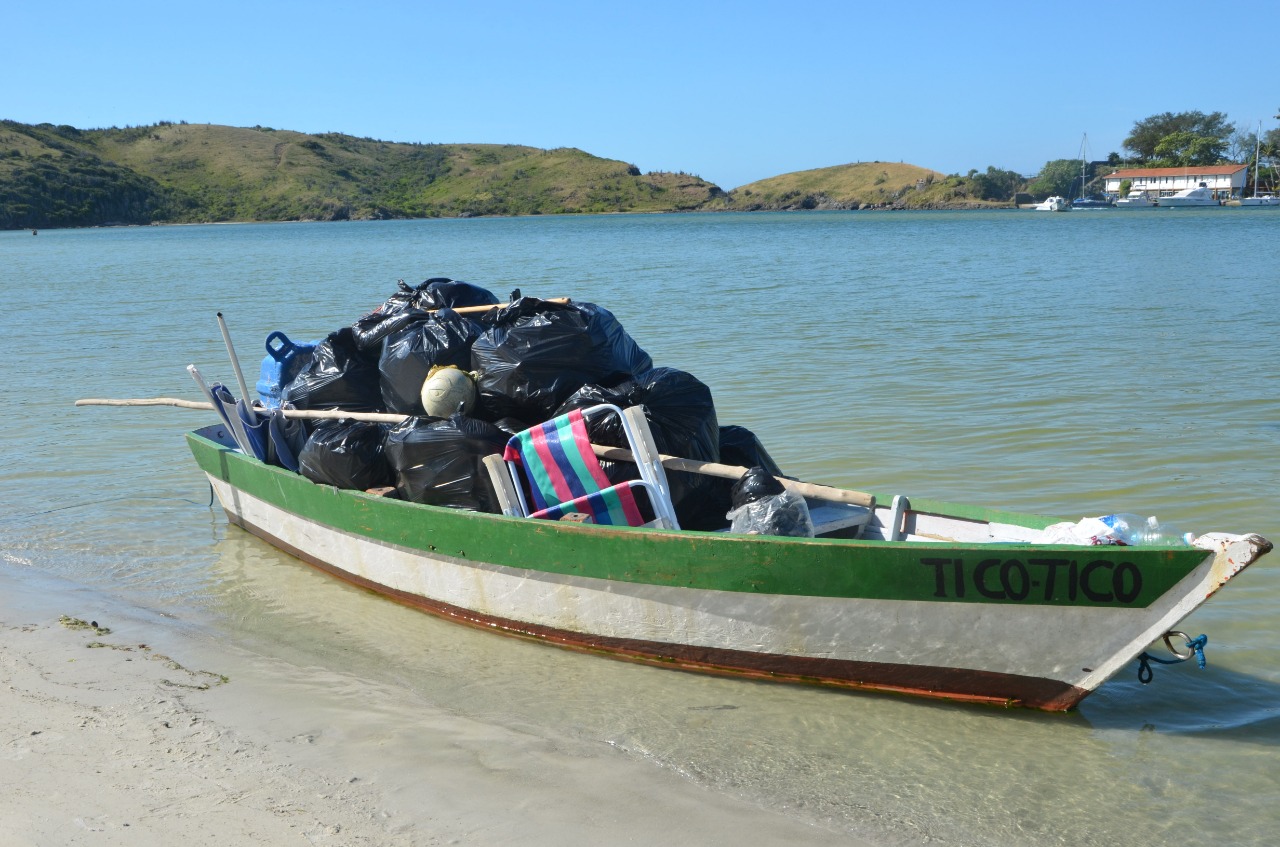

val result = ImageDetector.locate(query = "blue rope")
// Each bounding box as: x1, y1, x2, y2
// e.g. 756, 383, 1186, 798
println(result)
1137, 634, 1208, 684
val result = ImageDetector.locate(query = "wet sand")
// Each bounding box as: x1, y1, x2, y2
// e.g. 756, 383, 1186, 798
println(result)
0, 567, 870, 846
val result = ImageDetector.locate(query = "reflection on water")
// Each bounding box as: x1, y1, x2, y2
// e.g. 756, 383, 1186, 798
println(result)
3, 212, 1279, 846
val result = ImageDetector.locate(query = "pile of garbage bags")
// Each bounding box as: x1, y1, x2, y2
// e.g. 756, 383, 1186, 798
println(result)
257, 277, 797, 532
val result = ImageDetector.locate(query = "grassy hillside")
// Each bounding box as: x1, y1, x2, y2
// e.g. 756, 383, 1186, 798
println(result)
723, 162, 961, 210
1, 120, 1006, 229
0, 121, 725, 228
0, 122, 173, 228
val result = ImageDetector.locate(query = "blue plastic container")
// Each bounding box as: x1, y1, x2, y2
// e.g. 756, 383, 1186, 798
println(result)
256, 332, 316, 408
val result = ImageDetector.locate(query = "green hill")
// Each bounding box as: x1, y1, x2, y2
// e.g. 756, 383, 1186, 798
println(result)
722, 161, 961, 210
0, 122, 173, 228
0, 121, 726, 229
1, 120, 1009, 229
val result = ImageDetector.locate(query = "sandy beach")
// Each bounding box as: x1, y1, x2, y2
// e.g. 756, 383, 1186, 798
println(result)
0, 566, 870, 846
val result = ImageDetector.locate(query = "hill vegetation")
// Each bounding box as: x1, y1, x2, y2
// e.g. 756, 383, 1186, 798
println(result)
7, 109, 1270, 228
0, 121, 725, 229
721, 162, 1002, 210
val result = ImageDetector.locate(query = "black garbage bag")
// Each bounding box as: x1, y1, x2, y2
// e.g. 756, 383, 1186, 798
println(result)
730, 464, 786, 505
351, 278, 498, 351
491, 417, 530, 437
554, 367, 722, 530
727, 466, 814, 538
351, 281, 423, 351
415, 278, 500, 311
383, 414, 508, 512
471, 298, 652, 422
282, 327, 384, 413
379, 311, 484, 414
718, 425, 785, 477
266, 409, 307, 472
701, 424, 787, 528
297, 420, 392, 491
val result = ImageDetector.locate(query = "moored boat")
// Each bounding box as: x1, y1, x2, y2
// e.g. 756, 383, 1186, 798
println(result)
1033, 196, 1070, 212
1238, 119, 1280, 207
1071, 196, 1113, 209
184, 416, 1271, 712
1159, 182, 1221, 207
1114, 190, 1156, 208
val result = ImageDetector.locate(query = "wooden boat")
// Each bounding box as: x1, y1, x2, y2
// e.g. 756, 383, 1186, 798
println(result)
185, 420, 1272, 712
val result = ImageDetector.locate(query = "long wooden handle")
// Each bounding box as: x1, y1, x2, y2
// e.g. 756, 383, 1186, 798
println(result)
75, 396, 876, 507
591, 444, 875, 508
436, 297, 570, 316
75, 398, 406, 423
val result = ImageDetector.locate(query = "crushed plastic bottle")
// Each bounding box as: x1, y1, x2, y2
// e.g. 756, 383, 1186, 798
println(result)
1099, 514, 1194, 547
1099, 513, 1147, 546
1138, 515, 1196, 547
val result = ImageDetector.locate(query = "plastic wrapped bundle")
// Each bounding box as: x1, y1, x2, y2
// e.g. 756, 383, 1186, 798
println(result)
297, 420, 392, 491
701, 425, 786, 529
282, 327, 384, 413
471, 298, 652, 422
726, 466, 814, 538
383, 415, 509, 512
379, 311, 484, 414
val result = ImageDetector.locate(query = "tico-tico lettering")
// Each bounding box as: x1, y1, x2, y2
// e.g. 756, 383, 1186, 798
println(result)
920, 557, 1143, 604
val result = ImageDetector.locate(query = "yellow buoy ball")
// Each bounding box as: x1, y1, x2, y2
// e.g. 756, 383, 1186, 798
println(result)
420, 367, 477, 417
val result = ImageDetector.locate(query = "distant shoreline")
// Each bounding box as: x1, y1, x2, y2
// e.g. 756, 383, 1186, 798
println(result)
4, 202, 1015, 234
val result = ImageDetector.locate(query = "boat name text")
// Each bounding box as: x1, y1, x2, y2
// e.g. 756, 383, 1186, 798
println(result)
919, 557, 1142, 603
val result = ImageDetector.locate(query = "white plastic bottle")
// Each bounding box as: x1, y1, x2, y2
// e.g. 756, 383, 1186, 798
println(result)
1139, 516, 1194, 547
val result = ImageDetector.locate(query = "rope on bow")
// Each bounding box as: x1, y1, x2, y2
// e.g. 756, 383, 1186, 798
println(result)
1136, 631, 1208, 684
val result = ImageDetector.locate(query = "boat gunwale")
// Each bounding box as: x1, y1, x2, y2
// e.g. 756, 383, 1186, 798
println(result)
186, 425, 1221, 609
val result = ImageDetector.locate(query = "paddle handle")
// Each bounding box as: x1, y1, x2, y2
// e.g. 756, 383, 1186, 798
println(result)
75, 396, 876, 508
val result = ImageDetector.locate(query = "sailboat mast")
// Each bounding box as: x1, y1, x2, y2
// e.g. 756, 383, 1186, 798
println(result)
1254, 121, 1262, 199
1079, 133, 1088, 200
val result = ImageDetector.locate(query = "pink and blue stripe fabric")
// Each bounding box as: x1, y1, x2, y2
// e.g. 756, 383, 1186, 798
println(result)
503, 409, 644, 526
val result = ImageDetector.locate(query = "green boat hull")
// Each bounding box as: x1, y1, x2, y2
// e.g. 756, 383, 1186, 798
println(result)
187, 424, 1270, 710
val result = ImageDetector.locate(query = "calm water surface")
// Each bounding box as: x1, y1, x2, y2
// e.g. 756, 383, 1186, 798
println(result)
2, 210, 1278, 845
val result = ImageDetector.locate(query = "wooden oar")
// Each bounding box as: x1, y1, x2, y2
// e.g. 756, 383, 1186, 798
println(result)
75, 397, 876, 508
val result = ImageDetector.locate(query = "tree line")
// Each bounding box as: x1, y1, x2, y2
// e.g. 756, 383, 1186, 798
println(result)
968, 110, 1280, 201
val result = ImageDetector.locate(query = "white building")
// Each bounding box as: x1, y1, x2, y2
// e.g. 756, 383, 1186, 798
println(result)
1103, 165, 1248, 199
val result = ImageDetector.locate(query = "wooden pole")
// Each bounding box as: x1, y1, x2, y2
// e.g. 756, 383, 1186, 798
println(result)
75, 396, 876, 507
432, 297, 570, 316
75, 397, 406, 424
590, 444, 874, 508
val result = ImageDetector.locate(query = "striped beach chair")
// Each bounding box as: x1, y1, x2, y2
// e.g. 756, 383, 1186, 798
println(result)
486, 404, 679, 530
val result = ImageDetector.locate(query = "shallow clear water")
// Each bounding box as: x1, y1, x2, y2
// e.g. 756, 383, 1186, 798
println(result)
2, 209, 1279, 845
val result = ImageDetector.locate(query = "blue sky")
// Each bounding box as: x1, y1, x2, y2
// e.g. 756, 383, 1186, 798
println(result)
7, 0, 1278, 189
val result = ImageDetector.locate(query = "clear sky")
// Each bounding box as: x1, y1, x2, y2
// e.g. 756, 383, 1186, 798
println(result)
7, 0, 1278, 189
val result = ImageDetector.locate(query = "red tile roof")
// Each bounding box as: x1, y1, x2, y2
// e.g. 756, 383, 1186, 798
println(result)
1105, 165, 1246, 178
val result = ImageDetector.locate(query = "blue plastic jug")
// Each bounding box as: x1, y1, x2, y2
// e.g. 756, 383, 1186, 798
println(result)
256, 332, 316, 408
